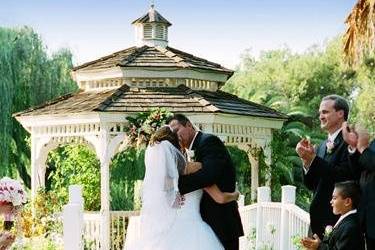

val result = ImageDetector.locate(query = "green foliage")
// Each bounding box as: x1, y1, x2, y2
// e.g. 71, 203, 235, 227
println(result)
291, 235, 304, 250
0, 26, 77, 186
110, 147, 146, 211
47, 145, 100, 211
8, 189, 63, 250
227, 146, 251, 203
223, 38, 361, 208
224, 39, 356, 115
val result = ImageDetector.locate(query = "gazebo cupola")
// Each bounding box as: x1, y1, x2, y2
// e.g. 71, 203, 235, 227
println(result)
132, 4, 172, 48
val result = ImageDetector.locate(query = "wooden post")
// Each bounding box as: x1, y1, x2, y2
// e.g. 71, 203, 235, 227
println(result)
256, 186, 271, 248
63, 185, 84, 250
280, 185, 296, 250
98, 126, 111, 250
248, 147, 261, 202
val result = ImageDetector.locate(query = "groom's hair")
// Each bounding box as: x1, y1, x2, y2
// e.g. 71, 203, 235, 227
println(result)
166, 114, 191, 126
334, 181, 361, 209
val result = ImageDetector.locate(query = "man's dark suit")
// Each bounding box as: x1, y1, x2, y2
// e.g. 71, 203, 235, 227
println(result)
304, 132, 355, 239
318, 213, 365, 250
178, 132, 244, 250
350, 140, 375, 249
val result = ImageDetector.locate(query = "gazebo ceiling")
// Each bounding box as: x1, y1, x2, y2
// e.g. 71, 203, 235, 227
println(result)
14, 85, 287, 120
72, 45, 233, 76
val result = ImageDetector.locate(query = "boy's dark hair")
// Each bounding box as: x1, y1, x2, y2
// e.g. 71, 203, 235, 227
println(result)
334, 181, 361, 209
166, 113, 191, 126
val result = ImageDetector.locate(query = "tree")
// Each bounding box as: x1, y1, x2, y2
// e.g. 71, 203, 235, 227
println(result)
47, 144, 101, 211
222, 39, 359, 207
0, 26, 77, 186
344, 0, 375, 65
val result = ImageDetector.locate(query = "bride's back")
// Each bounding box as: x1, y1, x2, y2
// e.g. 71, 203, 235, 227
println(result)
143, 141, 168, 190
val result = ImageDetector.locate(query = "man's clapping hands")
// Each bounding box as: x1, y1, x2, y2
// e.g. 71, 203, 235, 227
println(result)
296, 138, 316, 169
342, 122, 370, 154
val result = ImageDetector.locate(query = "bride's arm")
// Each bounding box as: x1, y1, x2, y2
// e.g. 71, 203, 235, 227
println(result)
183, 162, 202, 175
183, 162, 239, 204
204, 185, 239, 204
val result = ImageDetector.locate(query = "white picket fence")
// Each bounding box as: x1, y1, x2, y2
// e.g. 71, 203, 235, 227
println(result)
63, 185, 309, 250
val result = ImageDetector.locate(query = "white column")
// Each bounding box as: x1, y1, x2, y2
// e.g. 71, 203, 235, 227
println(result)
256, 186, 271, 249
248, 149, 259, 203
30, 135, 50, 199
98, 126, 111, 250
280, 185, 296, 250
263, 137, 272, 186
30, 135, 39, 199
63, 185, 84, 250
249, 155, 259, 202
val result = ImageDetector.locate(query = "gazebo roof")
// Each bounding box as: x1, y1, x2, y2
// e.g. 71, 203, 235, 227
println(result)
14, 85, 287, 120
72, 45, 233, 76
131, 5, 172, 26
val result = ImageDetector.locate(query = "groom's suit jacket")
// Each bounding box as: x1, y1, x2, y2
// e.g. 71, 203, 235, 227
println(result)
304, 132, 357, 239
178, 132, 244, 243
318, 213, 365, 250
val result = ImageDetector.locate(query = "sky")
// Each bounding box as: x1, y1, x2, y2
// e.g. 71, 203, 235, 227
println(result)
1, 0, 357, 69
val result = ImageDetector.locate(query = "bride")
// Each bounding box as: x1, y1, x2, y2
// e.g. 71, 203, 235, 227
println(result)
124, 125, 239, 250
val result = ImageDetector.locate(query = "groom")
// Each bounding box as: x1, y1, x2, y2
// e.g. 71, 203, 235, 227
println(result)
167, 114, 244, 250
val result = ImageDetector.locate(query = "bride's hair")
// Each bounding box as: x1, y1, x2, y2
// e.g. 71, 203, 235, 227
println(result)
149, 126, 180, 149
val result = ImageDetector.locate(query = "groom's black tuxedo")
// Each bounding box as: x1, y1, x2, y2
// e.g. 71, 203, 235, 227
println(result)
304, 132, 356, 239
178, 132, 244, 247
318, 213, 365, 250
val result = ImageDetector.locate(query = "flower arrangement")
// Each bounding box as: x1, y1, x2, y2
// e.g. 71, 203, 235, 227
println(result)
125, 108, 173, 148
0, 177, 27, 207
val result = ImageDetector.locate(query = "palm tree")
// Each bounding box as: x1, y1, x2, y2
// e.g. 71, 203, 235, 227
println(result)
344, 0, 375, 65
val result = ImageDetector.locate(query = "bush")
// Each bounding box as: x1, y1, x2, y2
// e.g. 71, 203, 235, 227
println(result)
46, 144, 100, 211
110, 147, 145, 211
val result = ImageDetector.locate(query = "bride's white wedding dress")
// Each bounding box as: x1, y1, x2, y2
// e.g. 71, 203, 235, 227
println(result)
123, 140, 223, 250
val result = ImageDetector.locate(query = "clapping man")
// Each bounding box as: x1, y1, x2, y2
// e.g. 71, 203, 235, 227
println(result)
296, 95, 356, 239
343, 122, 375, 249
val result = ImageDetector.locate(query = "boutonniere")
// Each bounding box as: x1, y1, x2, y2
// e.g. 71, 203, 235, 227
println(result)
186, 149, 195, 162
324, 225, 333, 237
326, 140, 335, 154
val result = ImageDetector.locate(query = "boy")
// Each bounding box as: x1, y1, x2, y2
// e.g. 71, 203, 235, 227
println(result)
301, 181, 365, 250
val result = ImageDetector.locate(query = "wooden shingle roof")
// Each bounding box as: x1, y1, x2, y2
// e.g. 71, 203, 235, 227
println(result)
131, 6, 172, 26
14, 85, 287, 120
72, 46, 233, 76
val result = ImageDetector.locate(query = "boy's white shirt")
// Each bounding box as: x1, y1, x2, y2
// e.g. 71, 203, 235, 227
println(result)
333, 209, 357, 228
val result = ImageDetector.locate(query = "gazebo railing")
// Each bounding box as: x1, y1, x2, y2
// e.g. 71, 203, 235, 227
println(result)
82, 211, 139, 250
78, 186, 309, 250
83, 212, 101, 250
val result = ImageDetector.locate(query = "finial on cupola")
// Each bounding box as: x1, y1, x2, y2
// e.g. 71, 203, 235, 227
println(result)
132, 3, 172, 48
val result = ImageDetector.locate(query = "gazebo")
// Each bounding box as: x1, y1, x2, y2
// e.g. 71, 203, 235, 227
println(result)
14, 5, 287, 249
